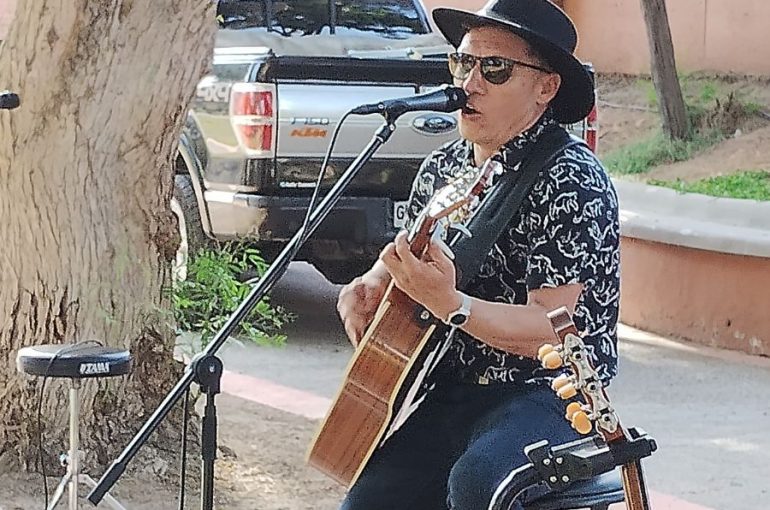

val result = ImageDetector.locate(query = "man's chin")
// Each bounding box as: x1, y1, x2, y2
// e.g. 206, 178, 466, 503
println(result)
458, 123, 483, 144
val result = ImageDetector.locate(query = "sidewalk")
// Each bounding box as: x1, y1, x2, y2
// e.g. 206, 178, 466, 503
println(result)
214, 320, 770, 510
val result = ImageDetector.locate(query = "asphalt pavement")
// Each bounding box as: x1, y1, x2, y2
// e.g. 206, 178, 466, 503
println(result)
216, 262, 770, 510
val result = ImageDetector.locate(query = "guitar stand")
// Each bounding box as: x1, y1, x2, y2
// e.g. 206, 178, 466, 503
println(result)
490, 428, 657, 510
524, 427, 657, 492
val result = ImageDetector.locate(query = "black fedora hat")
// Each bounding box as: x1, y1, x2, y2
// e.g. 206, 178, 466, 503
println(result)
433, 0, 595, 124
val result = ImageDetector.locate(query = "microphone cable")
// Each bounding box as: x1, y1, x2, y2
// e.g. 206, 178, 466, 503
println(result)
286, 109, 355, 266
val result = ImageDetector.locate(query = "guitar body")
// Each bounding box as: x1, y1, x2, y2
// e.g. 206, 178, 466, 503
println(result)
307, 158, 501, 487
307, 281, 437, 487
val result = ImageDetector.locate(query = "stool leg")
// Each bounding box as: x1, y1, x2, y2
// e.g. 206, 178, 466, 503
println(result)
69, 381, 80, 510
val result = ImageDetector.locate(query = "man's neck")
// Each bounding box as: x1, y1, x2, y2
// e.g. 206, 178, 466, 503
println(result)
472, 108, 547, 166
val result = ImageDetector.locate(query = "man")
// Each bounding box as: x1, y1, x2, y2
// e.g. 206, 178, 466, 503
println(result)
337, 0, 620, 508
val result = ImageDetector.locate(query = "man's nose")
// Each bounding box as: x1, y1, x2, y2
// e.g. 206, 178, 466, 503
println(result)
461, 61, 486, 95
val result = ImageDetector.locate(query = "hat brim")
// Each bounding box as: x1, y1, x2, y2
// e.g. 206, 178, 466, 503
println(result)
433, 7, 595, 124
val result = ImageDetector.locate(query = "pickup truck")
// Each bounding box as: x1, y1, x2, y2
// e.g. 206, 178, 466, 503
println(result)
173, 0, 463, 283
172, 0, 597, 284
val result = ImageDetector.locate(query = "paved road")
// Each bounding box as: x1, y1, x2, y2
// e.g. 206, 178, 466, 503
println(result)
217, 262, 770, 510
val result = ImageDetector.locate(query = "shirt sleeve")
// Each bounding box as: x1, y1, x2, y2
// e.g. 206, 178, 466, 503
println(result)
525, 155, 620, 292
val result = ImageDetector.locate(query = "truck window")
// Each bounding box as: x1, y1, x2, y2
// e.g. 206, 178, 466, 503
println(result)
216, 0, 430, 38
333, 0, 429, 39
271, 0, 332, 36
217, 0, 268, 30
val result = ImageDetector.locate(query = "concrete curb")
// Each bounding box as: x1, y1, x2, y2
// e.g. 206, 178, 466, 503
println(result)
614, 179, 770, 258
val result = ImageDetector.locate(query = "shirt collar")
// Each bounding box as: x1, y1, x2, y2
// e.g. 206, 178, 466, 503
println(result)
499, 108, 558, 169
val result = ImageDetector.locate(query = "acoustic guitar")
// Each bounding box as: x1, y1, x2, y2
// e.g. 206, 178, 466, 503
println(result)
307, 157, 503, 487
538, 307, 654, 510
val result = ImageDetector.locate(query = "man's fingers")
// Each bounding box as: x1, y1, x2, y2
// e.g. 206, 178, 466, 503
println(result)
393, 231, 417, 265
379, 242, 403, 279
427, 240, 454, 271
345, 326, 360, 347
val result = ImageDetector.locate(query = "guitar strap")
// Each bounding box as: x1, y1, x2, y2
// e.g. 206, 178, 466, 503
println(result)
451, 127, 585, 291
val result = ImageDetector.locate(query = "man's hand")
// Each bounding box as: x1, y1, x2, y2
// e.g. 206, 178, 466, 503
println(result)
379, 231, 461, 323
337, 264, 390, 346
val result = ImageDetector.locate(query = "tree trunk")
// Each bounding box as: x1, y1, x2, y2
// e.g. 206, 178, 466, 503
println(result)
639, 0, 689, 140
0, 0, 216, 473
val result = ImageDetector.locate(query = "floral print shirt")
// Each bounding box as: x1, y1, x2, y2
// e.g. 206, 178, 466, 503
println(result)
405, 111, 620, 385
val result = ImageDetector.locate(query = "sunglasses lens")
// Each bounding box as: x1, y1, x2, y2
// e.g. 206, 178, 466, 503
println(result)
448, 53, 475, 80
481, 57, 513, 85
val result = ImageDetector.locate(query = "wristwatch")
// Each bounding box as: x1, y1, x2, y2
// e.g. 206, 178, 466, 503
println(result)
444, 292, 472, 328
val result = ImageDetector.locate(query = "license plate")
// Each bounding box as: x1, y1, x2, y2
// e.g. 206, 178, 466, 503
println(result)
393, 201, 408, 229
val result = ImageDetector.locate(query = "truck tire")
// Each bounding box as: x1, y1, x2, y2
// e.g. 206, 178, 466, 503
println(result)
171, 174, 214, 280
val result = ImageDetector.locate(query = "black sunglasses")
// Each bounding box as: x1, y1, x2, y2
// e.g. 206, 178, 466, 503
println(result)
447, 52, 552, 85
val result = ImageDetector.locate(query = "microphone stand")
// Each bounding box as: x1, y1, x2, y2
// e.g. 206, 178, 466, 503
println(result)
88, 117, 399, 509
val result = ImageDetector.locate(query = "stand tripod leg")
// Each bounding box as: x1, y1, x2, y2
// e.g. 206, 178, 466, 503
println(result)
47, 472, 72, 510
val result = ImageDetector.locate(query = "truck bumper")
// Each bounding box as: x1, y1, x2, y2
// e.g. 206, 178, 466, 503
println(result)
204, 190, 403, 247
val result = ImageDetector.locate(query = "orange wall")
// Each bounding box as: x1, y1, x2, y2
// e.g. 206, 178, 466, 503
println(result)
620, 237, 770, 356
423, 0, 770, 75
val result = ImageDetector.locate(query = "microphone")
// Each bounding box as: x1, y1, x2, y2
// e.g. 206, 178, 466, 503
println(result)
0, 91, 20, 110
351, 86, 466, 118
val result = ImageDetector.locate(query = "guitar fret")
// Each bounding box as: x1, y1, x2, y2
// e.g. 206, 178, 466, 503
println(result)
368, 341, 409, 364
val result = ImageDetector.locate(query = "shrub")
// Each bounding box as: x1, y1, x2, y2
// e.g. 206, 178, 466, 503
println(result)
172, 243, 293, 347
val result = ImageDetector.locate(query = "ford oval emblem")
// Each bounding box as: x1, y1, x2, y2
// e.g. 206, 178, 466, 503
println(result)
411, 114, 457, 135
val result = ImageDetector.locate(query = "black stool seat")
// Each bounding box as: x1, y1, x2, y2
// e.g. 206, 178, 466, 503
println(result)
525, 470, 625, 510
16, 343, 132, 379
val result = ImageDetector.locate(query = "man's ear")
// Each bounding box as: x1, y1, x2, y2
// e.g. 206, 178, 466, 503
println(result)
538, 73, 562, 106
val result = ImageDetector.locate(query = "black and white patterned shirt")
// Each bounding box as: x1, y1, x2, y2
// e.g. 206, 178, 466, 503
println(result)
405, 111, 620, 385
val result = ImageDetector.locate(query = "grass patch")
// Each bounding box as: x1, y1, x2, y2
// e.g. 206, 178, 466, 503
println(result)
604, 128, 722, 175
649, 170, 770, 201
605, 85, 758, 176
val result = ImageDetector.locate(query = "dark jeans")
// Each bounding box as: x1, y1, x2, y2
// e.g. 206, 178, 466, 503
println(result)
339, 379, 580, 510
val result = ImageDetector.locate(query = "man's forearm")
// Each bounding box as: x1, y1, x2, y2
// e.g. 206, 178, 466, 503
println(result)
459, 298, 555, 358
428, 284, 582, 359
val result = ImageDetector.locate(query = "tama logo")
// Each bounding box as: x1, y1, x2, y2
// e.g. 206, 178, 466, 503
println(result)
79, 362, 110, 375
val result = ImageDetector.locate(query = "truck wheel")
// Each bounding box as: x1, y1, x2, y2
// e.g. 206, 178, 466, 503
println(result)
171, 174, 214, 280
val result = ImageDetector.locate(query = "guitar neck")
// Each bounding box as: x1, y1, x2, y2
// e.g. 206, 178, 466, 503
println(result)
621, 460, 652, 510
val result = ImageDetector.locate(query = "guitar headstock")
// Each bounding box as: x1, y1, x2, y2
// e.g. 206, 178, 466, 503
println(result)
408, 157, 503, 256
538, 307, 624, 444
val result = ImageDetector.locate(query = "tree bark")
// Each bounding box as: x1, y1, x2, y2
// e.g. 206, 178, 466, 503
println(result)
639, 0, 689, 140
0, 0, 216, 472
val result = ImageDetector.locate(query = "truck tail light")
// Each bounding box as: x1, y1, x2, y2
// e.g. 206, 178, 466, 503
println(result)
229, 82, 276, 157
585, 104, 598, 154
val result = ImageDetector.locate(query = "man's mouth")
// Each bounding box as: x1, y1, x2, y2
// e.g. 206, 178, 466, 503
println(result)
462, 105, 480, 116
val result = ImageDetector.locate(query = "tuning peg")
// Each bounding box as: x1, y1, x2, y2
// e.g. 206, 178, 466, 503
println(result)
570, 410, 593, 435
565, 401, 583, 421
551, 374, 571, 392
537, 343, 556, 361
556, 382, 577, 400
541, 351, 563, 370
